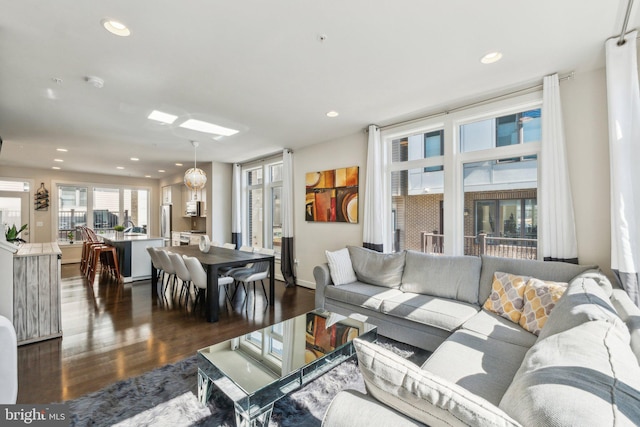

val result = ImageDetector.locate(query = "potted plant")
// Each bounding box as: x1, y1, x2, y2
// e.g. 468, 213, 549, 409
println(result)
67, 231, 74, 244
113, 225, 125, 239
5, 223, 28, 244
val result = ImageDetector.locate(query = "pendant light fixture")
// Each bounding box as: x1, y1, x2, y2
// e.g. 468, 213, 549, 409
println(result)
184, 141, 207, 190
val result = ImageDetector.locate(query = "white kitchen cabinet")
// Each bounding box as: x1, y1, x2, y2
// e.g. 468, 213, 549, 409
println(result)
171, 232, 181, 247
162, 186, 172, 204
189, 234, 201, 245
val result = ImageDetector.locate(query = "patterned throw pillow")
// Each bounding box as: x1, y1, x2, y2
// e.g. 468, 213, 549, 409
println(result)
483, 272, 529, 323
519, 278, 567, 335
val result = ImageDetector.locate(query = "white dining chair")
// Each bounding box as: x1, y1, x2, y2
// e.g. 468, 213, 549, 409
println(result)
231, 247, 275, 307
155, 250, 178, 299
168, 252, 192, 306
146, 246, 164, 292
183, 255, 234, 314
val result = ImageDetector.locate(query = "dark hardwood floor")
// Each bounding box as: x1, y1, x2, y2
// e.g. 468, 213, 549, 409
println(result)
17, 263, 316, 404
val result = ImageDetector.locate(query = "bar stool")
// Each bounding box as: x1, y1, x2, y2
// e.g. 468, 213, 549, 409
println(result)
99, 246, 122, 283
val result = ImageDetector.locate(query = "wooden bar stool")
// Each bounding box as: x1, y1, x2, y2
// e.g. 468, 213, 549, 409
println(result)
99, 246, 122, 283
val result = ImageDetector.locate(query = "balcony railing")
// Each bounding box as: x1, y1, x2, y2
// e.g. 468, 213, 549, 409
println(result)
421, 232, 537, 260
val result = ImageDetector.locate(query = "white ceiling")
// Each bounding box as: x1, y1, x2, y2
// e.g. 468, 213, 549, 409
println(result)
0, 1, 636, 179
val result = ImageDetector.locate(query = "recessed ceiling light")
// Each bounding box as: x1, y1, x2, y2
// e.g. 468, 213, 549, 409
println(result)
101, 18, 131, 37
179, 119, 239, 136
130, 157, 139, 161
116, 166, 125, 170
54, 158, 64, 162
158, 169, 165, 173
148, 110, 178, 124
144, 175, 152, 178
175, 163, 183, 166
480, 52, 503, 64
56, 148, 68, 152
326, 111, 339, 118
52, 166, 61, 170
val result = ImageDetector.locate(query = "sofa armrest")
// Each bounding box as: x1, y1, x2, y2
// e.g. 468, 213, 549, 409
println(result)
314, 263, 333, 309
611, 288, 640, 365
322, 390, 426, 427
0, 315, 17, 404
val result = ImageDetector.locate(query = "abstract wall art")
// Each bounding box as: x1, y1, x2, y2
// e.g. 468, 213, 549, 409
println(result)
305, 166, 358, 223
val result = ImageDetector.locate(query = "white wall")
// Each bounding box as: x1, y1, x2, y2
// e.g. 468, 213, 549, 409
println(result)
561, 67, 612, 277
292, 68, 614, 287
207, 161, 232, 244
293, 132, 367, 287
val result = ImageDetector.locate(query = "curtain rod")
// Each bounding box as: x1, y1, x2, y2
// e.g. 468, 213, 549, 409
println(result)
370, 71, 574, 133
618, 0, 635, 45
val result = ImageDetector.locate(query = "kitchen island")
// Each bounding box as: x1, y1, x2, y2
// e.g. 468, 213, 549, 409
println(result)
102, 234, 165, 283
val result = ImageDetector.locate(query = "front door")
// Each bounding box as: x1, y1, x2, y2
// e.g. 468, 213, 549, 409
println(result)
0, 191, 30, 243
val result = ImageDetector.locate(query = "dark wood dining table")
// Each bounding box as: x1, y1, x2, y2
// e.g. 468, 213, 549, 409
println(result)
152, 245, 275, 322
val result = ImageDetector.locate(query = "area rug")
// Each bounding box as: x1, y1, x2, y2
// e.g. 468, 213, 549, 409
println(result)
66, 337, 430, 426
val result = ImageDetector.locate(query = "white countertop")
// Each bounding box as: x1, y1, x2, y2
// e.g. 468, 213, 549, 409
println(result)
103, 235, 165, 243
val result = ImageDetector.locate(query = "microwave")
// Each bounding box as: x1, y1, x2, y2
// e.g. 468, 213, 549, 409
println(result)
185, 201, 202, 217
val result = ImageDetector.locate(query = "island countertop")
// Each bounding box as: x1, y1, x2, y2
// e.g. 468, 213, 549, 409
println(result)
102, 234, 165, 243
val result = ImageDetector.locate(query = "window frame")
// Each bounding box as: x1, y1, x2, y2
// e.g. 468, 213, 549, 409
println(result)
241, 157, 283, 255
382, 92, 543, 256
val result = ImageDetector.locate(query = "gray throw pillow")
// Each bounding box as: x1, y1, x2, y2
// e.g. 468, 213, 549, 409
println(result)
347, 246, 405, 288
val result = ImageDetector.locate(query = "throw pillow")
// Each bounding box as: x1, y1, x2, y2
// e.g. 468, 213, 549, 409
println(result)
518, 278, 567, 335
483, 272, 529, 324
347, 246, 405, 288
325, 248, 357, 286
353, 338, 521, 427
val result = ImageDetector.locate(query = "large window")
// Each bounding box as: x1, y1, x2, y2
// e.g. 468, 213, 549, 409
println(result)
384, 94, 541, 259
243, 159, 283, 254
56, 183, 150, 242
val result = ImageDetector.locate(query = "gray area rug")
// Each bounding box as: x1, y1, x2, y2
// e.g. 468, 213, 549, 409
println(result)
66, 337, 430, 426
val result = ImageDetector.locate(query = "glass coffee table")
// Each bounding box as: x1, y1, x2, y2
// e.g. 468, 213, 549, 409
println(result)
197, 309, 377, 427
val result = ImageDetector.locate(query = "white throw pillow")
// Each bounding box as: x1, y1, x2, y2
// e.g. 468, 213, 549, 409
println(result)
325, 248, 357, 286
353, 339, 521, 427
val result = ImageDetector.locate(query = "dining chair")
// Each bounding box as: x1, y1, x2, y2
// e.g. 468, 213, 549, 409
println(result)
146, 247, 165, 297
168, 252, 192, 306
231, 247, 275, 307
155, 250, 178, 299
183, 255, 234, 315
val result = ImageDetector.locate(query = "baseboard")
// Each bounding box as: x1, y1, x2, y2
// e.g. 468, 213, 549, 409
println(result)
297, 279, 315, 289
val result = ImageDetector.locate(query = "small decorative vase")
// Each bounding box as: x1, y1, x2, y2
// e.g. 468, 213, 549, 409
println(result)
199, 235, 211, 253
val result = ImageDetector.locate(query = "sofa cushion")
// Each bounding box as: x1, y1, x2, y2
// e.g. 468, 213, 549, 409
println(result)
400, 251, 481, 305
610, 288, 640, 365
421, 329, 531, 406
499, 320, 640, 426
354, 338, 521, 427
462, 309, 538, 348
381, 293, 479, 332
518, 278, 567, 336
324, 282, 404, 312
348, 246, 405, 288
537, 275, 624, 341
482, 272, 528, 324
325, 248, 357, 285
478, 255, 596, 306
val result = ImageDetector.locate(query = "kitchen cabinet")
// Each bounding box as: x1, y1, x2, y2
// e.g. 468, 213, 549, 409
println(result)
102, 235, 164, 282
189, 234, 201, 245
12, 243, 62, 345
182, 186, 207, 217
162, 185, 172, 204
171, 232, 181, 247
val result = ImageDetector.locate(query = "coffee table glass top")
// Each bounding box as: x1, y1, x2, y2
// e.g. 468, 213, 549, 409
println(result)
197, 309, 377, 426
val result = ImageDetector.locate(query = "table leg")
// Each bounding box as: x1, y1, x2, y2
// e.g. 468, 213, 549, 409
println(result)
206, 264, 220, 322
269, 256, 275, 306
151, 263, 157, 297
235, 402, 274, 427
197, 368, 212, 405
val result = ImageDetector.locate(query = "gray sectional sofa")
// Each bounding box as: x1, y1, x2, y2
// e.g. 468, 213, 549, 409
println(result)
314, 246, 640, 426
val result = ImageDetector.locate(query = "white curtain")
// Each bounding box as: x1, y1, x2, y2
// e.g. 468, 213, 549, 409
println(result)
281, 149, 296, 287
362, 125, 384, 252
606, 31, 640, 306
231, 163, 242, 248
540, 73, 578, 263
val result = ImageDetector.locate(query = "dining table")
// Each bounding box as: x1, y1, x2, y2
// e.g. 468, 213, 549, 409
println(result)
152, 245, 275, 322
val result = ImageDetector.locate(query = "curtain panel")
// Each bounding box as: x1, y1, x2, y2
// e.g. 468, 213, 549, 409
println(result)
231, 163, 242, 249
362, 125, 384, 252
605, 31, 640, 306
281, 149, 296, 287
540, 73, 579, 264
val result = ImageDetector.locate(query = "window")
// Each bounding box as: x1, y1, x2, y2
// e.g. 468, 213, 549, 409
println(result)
239, 324, 284, 373
243, 159, 283, 254
55, 183, 150, 242
383, 93, 542, 259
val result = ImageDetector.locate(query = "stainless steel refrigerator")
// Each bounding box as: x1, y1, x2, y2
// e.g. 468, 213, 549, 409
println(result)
160, 204, 172, 239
